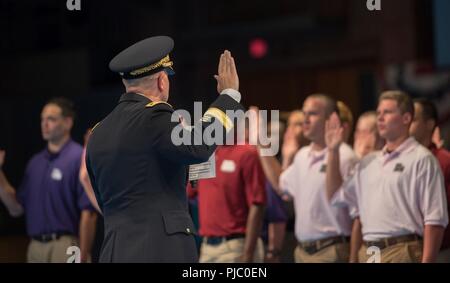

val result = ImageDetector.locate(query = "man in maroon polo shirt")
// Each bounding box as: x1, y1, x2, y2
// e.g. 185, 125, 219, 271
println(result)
410, 98, 450, 262
187, 144, 267, 263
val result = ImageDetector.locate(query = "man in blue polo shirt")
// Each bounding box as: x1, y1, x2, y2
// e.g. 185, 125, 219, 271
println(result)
0, 97, 97, 263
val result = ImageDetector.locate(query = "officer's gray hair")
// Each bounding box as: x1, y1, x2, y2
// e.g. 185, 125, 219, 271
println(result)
122, 72, 160, 90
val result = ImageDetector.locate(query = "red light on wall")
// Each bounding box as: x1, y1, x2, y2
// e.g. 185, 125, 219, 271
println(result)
249, 38, 268, 59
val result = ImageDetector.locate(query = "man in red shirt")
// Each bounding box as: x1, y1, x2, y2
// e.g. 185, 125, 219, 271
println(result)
187, 144, 267, 263
410, 98, 450, 262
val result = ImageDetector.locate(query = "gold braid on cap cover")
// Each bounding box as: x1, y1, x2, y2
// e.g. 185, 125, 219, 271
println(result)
129, 55, 173, 76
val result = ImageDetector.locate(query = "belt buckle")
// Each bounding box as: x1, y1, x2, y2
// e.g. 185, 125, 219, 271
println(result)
303, 245, 318, 255
42, 233, 59, 242
41, 234, 51, 242
300, 241, 318, 255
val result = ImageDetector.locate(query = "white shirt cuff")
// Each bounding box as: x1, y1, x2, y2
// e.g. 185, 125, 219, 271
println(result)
220, 88, 241, 103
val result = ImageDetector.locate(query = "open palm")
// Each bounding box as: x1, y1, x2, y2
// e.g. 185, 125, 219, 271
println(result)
325, 112, 343, 150
282, 129, 300, 158
214, 50, 239, 93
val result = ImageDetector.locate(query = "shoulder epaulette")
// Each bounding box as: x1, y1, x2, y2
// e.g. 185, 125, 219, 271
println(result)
91, 122, 101, 133
145, 101, 173, 108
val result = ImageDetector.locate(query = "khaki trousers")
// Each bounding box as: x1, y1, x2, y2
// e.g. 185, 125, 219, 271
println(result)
294, 243, 350, 263
27, 235, 79, 263
358, 240, 422, 263
199, 237, 264, 263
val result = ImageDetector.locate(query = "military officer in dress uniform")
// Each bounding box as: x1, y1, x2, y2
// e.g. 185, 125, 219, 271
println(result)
86, 36, 244, 262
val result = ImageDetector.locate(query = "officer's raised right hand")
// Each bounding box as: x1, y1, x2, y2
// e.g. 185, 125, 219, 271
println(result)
214, 50, 239, 93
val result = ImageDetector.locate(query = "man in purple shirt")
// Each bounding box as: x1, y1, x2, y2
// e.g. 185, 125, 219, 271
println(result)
0, 98, 97, 263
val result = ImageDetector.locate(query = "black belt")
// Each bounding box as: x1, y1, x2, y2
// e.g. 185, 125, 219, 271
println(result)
32, 232, 74, 243
298, 236, 350, 255
205, 233, 245, 246
364, 234, 422, 250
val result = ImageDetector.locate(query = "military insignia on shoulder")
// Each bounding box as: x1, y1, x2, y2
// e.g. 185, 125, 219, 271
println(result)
201, 116, 212, 123
145, 101, 172, 108
91, 122, 101, 133
203, 107, 232, 132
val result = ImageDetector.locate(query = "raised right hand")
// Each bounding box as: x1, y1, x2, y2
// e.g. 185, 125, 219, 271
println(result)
325, 112, 344, 151
432, 126, 444, 149
214, 50, 239, 93
354, 132, 376, 159
282, 128, 300, 159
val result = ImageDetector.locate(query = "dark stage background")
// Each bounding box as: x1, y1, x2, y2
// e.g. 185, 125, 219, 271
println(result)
0, 0, 449, 262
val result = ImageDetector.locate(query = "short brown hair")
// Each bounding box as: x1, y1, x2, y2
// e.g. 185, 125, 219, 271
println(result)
337, 101, 354, 129
46, 97, 76, 119
413, 98, 438, 126
307, 94, 338, 117
379, 90, 414, 117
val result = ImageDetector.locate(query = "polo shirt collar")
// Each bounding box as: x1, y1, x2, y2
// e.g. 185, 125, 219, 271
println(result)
307, 145, 328, 168
381, 136, 417, 165
44, 139, 73, 160
118, 92, 151, 104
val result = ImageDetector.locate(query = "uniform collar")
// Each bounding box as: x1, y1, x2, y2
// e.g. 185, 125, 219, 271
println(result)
118, 92, 151, 104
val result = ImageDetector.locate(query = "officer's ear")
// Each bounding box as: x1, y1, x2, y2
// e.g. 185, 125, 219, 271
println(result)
157, 71, 167, 92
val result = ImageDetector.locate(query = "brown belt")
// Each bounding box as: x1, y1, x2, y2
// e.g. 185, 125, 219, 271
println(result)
298, 236, 350, 255
364, 234, 422, 250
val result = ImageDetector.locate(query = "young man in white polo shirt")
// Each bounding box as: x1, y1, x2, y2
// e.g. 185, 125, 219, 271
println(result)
278, 94, 358, 263
325, 90, 448, 263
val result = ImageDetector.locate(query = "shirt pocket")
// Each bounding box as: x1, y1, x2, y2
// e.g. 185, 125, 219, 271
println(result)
162, 210, 197, 236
